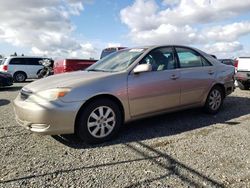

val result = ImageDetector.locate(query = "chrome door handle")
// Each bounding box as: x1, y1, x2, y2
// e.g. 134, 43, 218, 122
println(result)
170, 75, 179, 80
208, 70, 214, 75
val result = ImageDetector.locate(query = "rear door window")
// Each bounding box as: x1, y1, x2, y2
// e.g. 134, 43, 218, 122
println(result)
26, 58, 42, 65
176, 47, 211, 68
9, 58, 26, 65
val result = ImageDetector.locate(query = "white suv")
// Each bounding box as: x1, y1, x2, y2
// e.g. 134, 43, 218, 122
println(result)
235, 57, 250, 90
0, 56, 48, 82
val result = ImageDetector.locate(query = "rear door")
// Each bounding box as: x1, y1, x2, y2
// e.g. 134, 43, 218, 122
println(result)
128, 47, 181, 117
25, 58, 44, 78
175, 47, 215, 106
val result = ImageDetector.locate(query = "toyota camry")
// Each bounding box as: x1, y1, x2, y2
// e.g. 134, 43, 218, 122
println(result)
13, 45, 235, 144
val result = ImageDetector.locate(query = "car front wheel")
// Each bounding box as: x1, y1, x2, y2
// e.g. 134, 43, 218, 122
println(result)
204, 86, 223, 114
76, 99, 122, 144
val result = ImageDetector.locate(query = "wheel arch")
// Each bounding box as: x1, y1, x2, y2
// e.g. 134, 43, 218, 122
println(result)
202, 83, 226, 105
74, 94, 125, 132
36, 69, 43, 75
212, 83, 226, 99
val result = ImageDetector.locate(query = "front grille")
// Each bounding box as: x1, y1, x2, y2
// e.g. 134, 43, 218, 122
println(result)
20, 88, 32, 100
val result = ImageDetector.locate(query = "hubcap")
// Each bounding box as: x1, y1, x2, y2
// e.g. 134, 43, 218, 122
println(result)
16, 74, 25, 82
208, 89, 222, 111
87, 106, 116, 138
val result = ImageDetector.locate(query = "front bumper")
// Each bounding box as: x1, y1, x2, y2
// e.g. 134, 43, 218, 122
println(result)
0, 77, 13, 86
13, 94, 84, 135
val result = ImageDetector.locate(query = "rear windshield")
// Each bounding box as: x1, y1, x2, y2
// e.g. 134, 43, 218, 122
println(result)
0, 58, 6, 65
100, 48, 117, 59
219, 59, 234, 66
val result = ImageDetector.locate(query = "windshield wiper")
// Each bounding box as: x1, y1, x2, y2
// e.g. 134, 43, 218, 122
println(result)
87, 69, 109, 72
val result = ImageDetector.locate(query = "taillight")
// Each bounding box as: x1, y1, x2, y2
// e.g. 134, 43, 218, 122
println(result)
234, 59, 238, 69
3, 65, 8, 71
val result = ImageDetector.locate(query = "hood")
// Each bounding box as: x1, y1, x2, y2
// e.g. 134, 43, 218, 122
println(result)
23, 71, 112, 92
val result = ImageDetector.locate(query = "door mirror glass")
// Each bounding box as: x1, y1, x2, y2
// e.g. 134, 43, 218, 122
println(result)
133, 64, 152, 74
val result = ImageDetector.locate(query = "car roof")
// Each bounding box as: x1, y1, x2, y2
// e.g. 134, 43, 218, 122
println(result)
128, 45, 201, 50
6, 56, 50, 59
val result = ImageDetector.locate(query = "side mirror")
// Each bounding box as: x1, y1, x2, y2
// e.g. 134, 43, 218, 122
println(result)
133, 64, 152, 74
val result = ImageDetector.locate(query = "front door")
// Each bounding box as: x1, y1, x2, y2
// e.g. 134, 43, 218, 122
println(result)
128, 47, 181, 117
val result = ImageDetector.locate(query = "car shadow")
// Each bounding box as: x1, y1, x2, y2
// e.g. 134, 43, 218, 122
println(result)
52, 95, 250, 149
0, 86, 23, 92
0, 99, 11, 107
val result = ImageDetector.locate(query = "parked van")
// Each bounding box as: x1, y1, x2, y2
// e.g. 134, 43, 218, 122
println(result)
53, 59, 97, 74
0, 56, 51, 82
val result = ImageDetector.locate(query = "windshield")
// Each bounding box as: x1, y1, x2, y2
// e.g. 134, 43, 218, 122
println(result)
87, 48, 146, 72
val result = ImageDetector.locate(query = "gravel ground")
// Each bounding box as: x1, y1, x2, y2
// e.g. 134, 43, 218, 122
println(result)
0, 82, 250, 188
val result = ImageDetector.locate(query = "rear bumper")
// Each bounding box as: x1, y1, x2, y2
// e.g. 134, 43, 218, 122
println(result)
223, 80, 235, 96
13, 94, 83, 135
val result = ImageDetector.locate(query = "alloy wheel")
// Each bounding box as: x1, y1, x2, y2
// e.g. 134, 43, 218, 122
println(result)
208, 89, 222, 111
15, 73, 25, 82
87, 106, 116, 138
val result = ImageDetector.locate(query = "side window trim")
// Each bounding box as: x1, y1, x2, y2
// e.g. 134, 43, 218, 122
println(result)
174, 47, 212, 69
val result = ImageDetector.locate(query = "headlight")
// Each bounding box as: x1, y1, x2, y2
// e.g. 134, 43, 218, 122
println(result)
28, 88, 71, 103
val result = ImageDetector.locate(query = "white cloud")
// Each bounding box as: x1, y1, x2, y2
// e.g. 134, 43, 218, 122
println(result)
204, 41, 245, 58
120, 0, 158, 32
0, 0, 97, 58
80, 43, 97, 58
32, 41, 97, 59
107, 43, 121, 47
204, 41, 243, 53
0, 28, 4, 35
120, 0, 250, 57
162, 0, 181, 6
203, 22, 250, 42
121, 0, 250, 30
129, 24, 202, 45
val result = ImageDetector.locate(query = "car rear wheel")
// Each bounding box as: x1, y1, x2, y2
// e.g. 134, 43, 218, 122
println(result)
238, 81, 249, 90
14, 72, 26, 82
204, 86, 223, 114
76, 99, 122, 144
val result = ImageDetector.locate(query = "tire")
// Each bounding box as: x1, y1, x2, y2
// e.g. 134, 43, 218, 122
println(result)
204, 86, 224, 114
76, 99, 122, 144
14, 72, 26, 82
238, 81, 249, 90
37, 69, 47, 79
